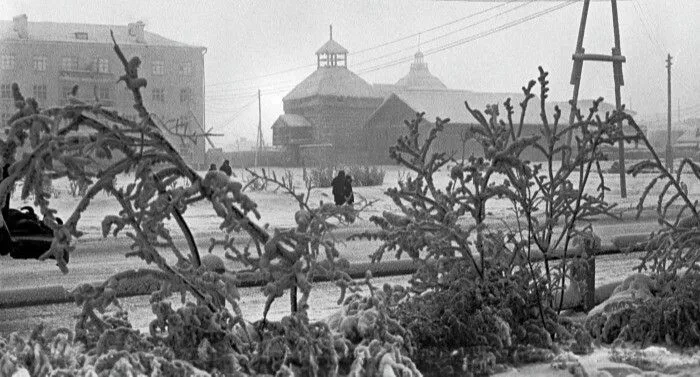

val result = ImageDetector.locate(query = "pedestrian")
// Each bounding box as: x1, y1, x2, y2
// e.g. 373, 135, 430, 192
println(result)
209, 163, 217, 171
219, 159, 232, 177
331, 170, 346, 206
344, 174, 354, 206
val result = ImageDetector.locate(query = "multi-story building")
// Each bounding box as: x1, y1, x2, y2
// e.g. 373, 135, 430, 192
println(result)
0, 14, 207, 167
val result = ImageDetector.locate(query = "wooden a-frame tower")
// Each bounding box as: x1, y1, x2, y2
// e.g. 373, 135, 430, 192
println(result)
567, 0, 628, 197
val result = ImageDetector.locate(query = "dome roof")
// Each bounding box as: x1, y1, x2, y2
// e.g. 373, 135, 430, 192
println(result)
284, 66, 381, 101
395, 51, 447, 90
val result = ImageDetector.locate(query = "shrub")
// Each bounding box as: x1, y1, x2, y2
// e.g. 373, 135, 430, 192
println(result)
625, 129, 700, 276
353, 66, 632, 373
586, 273, 700, 347
304, 165, 335, 188
346, 165, 386, 187
0, 35, 417, 376
305, 165, 385, 188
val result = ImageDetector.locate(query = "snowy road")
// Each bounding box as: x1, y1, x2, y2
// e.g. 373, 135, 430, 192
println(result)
1, 214, 660, 336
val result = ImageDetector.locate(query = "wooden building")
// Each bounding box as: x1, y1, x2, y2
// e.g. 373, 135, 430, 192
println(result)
273, 29, 621, 166
272, 27, 383, 165
363, 88, 554, 164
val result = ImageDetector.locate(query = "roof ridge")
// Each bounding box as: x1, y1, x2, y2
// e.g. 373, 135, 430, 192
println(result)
0, 19, 204, 49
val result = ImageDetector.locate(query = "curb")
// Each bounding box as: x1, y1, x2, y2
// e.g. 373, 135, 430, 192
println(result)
0, 260, 421, 309
0, 233, 652, 309
0, 286, 72, 308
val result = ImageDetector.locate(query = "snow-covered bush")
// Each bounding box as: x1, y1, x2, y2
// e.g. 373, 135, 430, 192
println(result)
0, 34, 418, 376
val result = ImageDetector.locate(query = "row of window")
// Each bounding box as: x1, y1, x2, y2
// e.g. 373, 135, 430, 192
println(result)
154, 88, 192, 103
0, 54, 193, 75
0, 83, 109, 101
1, 83, 193, 104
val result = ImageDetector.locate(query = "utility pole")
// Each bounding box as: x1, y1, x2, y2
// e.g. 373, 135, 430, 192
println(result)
566, 0, 627, 198
666, 54, 673, 173
255, 89, 262, 167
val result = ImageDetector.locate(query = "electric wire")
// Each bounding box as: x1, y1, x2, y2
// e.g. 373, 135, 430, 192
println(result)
352, 0, 534, 69
206, 0, 527, 88
357, 0, 578, 75
208, 0, 577, 101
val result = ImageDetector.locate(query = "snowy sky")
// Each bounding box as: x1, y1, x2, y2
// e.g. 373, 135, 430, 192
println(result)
2, 0, 698, 150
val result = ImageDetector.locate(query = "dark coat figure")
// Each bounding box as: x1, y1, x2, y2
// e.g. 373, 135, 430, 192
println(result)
219, 160, 232, 177
331, 170, 346, 206
344, 175, 355, 205
209, 163, 217, 171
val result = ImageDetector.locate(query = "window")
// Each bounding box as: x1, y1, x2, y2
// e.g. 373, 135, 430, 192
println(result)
1, 55, 15, 70
179, 62, 192, 75
61, 85, 74, 99
152, 88, 165, 102
180, 88, 191, 103
97, 58, 109, 73
61, 57, 78, 71
152, 61, 164, 75
32, 84, 47, 101
1, 113, 10, 127
99, 86, 110, 100
74, 32, 88, 40
33, 56, 47, 71
1, 84, 12, 99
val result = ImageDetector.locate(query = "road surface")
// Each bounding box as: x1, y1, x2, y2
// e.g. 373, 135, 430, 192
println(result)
0, 210, 664, 336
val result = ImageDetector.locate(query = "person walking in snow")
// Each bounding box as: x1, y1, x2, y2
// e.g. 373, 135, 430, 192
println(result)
219, 159, 233, 177
331, 170, 346, 206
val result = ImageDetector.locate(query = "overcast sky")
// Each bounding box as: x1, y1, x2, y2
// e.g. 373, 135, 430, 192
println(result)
3, 0, 698, 150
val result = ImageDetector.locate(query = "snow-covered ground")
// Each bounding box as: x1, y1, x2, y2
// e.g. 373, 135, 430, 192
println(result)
8, 162, 700, 242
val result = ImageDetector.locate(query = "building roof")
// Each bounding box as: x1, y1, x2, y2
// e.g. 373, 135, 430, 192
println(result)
369, 88, 620, 126
283, 66, 382, 101
315, 39, 348, 55
0, 19, 204, 49
272, 114, 312, 128
675, 128, 700, 145
373, 83, 399, 97
395, 51, 447, 90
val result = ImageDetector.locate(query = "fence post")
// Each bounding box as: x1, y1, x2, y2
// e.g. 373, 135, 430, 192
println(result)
584, 256, 596, 311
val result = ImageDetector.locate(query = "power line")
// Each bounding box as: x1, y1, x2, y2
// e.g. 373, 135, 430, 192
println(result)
352, 0, 534, 69
351, 0, 517, 55
357, 0, 578, 75
207, 0, 580, 104
632, 0, 665, 55
207, 64, 315, 88
206, 0, 529, 88
209, 97, 258, 130
208, 0, 576, 102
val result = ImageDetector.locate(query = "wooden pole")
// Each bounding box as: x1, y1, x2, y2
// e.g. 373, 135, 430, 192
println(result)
611, 0, 627, 198
565, 0, 590, 165
566, 0, 627, 197
667, 54, 673, 173
255, 89, 261, 167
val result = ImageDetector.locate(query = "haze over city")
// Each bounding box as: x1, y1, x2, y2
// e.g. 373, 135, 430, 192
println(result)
2, 0, 698, 150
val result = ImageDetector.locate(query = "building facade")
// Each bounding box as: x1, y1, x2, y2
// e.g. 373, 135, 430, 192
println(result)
273, 29, 624, 166
0, 14, 207, 167
272, 27, 383, 166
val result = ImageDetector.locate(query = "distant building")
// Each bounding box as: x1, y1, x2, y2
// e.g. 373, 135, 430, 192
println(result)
0, 14, 207, 167
273, 28, 622, 166
272, 26, 383, 165
365, 51, 623, 164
